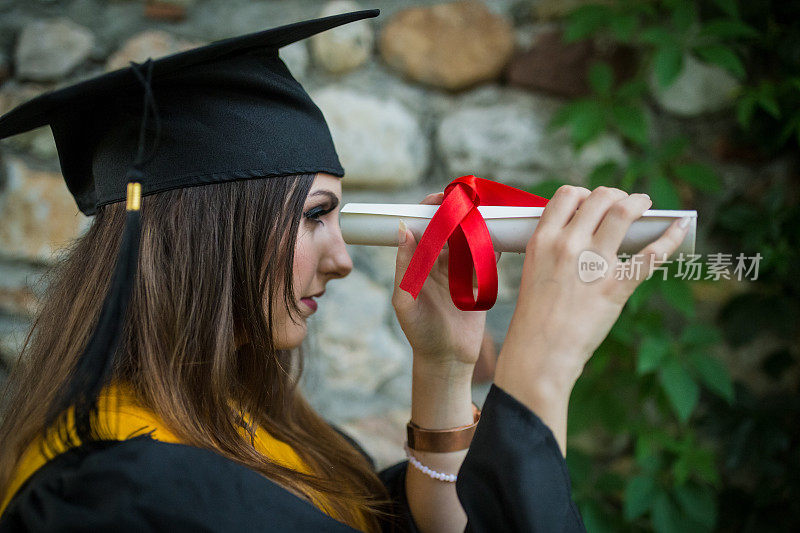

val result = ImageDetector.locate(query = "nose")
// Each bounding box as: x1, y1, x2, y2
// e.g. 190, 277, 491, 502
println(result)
323, 225, 353, 280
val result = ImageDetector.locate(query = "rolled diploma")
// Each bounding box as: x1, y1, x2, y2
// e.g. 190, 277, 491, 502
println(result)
340, 203, 696, 257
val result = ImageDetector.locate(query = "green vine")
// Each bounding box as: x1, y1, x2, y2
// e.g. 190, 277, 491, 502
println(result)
525, 0, 800, 531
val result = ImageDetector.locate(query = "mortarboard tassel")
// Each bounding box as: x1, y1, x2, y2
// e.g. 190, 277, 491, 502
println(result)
47, 60, 158, 445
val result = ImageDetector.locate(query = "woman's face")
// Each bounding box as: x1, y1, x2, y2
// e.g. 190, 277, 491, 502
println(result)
272, 173, 353, 349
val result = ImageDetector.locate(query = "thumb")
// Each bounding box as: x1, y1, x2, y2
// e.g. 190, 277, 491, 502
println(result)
394, 219, 417, 295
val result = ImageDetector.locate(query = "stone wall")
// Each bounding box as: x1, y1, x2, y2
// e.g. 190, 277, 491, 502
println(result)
0, 0, 754, 468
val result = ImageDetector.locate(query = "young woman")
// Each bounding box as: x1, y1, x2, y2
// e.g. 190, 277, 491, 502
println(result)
0, 9, 691, 533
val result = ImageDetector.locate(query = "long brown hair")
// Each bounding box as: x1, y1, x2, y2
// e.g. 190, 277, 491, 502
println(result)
0, 174, 393, 531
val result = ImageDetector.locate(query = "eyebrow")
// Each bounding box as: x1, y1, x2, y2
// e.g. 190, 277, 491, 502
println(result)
306, 190, 340, 207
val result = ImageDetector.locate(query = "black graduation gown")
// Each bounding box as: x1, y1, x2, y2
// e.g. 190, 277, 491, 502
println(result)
0, 384, 586, 532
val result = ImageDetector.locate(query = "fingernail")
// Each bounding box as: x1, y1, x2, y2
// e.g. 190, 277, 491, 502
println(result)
678, 216, 691, 229
398, 219, 407, 244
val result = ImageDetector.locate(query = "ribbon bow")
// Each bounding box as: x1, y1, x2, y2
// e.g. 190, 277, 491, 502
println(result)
399, 175, 550, 311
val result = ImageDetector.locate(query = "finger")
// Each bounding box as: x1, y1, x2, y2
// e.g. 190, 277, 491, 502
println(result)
593, 193, 652, 256
566, 186, 629, 237
537, 185, 591, 232
420, 192, 444, 205
617, 216, 692, 295
393, 219, 418, 297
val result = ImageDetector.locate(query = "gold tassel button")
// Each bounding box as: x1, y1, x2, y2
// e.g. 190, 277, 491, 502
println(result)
126, 182, 142, 211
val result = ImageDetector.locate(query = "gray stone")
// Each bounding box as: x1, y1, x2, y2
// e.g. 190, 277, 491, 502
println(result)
436, 87, 569, 186
302, 269, 410, 421
311, 87, 429, 189
574, 133, 628, 177
338, 409, 407, 470
347, 243, 400, 289
649, 52, 741, 117
280, 40, 310, 79
0, 51, 10, 85
436, 87, 627, 187
379, 1, 515, 91
310, 1, 373, 74
0, 314, 30, 369
0, 157, 91, 263
0, 260, 47, 318
0, 83, 56, 157
15, 18, 94, 82
106, 30, 202, 72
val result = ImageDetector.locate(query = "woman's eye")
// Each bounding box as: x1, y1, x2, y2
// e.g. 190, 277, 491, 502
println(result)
304, 206, 330, 225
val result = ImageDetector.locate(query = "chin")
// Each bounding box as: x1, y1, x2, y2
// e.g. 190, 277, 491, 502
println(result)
274, 322, 307, 350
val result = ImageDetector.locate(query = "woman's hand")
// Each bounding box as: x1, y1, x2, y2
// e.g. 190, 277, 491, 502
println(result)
392, 192, 501, 372
494, 185, 692, 454
394, 192, 500, 533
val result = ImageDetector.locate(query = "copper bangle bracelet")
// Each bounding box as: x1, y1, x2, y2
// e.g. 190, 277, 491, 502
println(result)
406, 403, 481, 453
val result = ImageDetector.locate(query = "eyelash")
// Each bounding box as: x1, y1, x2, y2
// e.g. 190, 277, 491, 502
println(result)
304, 206, 333, 225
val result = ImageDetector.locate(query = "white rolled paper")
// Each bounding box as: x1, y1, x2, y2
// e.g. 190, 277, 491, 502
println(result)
340, 203, 696, 257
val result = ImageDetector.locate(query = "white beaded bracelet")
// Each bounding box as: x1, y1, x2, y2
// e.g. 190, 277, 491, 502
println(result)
403, 442, 457, 483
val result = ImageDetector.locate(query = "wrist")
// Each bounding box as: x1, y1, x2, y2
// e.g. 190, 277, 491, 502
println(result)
412, 353, 475, 384
411, 360, 473, 430
494, 345, 582, 406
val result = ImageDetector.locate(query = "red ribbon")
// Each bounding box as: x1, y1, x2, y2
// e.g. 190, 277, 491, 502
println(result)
399, 175, 550, 311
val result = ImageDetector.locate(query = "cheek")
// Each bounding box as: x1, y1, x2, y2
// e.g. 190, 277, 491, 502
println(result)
293, 229, 318, 291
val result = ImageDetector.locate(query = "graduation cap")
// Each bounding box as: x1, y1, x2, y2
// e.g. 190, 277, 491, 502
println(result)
0, 9, 380, 441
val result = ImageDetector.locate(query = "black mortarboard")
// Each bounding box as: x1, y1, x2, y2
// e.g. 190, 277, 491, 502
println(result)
0, 9, 379, 442
0, 9, 379, 215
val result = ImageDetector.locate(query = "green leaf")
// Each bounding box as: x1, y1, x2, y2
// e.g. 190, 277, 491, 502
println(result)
648, 173, 681, 209
700, 19, 758, 39
617, 78, 647, 100
688, 447, 720, 485
627, 276, 658, 312
568, 100, 606, 148
670, 2, 696, 34
654, 45, 684, 88
579, 501, 615, 533
637, 335, 671, 375
756, 85, 781, 118
694, 45, 745, 78
657, 137, 689, 160
674, 163, 721, 192
589, 62, 614, 97
565, 448, 592, 484
612, 104, 649, 146
633, 309, 665, 337
689, 352, 735, 403
777, 115, 800, 147
711, 0, 739, 18
526, 179, 564, 199
641, 27, 677, 47
680, 324, 722, 347
652, 491, 683, 533
610, 13, 638, 42
674, 484, 717, 529
736, 93, 758, 128
661, 278, 695, 317
624, 475, 658, 520
673, 454, 692, 485
659, 357, 699, 422
564, 5, 613, 42
588, 161, 619, 189
635, 433, 665, 473
672, 453, 692, 485
548, 102, 576, 130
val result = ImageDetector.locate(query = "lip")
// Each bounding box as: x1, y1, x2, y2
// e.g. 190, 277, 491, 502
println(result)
300, 297, 318, 312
